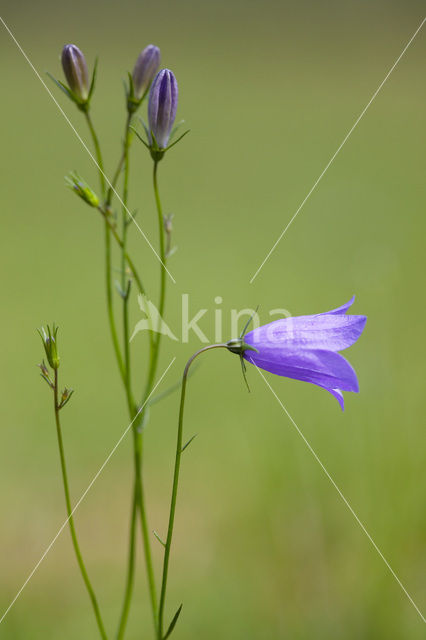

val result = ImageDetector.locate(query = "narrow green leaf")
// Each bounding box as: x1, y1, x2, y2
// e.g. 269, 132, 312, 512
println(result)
181, 433, 197, 453
46, 72, 75, 102
39, 372, 54, 389
153, 530, 166, 547
88, 57, 98, 100
163, 604, 183, 640
164, 129, 190, 152
239, 305, 259, 339
130, 126, 150, 149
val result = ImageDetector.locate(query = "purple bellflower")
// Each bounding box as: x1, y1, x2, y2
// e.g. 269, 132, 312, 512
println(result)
132, 44, 160, 102
148, 69, 178, 149
227, 297, 366, 410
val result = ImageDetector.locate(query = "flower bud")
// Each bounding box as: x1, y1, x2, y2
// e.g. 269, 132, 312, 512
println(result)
132, 45, 160, 102
38, 325, 60, 370
148, 69, 178, 150
59, 387, 74, 409
61, 44, 89, 102
65, 172, 99, 208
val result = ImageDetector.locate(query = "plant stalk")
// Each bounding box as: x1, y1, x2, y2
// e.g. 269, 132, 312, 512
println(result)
157, 344, 228, 637
53, 369, 108, 640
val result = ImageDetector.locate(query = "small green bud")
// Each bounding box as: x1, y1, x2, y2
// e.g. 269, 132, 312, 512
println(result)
37, 360, 54, 388
59, 387, 74, 409
38, 325, 60, 370
65, 172, 99, 208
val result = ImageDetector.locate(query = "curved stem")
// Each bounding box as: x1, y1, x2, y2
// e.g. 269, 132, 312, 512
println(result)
158, 344, 228, 637
53, 369, 108, 639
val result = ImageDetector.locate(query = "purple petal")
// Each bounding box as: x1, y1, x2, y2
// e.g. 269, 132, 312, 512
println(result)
321, 386, 345, 411
319, 296, 355, 315
245, 313, 366, 353
245, 349, 359, 393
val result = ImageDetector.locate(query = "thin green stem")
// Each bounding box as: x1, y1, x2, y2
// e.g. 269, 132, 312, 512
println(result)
85, 111, 106, 196
53, 369, 108, 640
100, 211, 146, 296
115, 114, 137, 640
133, 425, 158, 633
143, 161, 167, 400
158, 345, 228, 638
116, 484, 137, 640
84, 112, 125, 385
125, 159, 169, 638
153, 161, 166, 339
107, 112, 131, 207
105, 219, 126, 385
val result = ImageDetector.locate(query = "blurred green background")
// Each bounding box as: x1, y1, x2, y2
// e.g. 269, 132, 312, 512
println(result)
0, 0, 425, 637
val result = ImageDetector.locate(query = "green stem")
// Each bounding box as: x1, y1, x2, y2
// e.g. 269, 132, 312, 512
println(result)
107, 112, 131, 207
100, 212, 146, 296
116, 115, 137, 640
143, 161, 167, 399
153, 161, 166, 336
85, 111, 106, 196
105, 219, 126, 385
157, 345, 228, 638
84, 112, 126, 388
116, 484, 137, 640
128, 159, 169, 637
53, 369, 108, 640
133, 425, 158, 632
123, 159, 169, 638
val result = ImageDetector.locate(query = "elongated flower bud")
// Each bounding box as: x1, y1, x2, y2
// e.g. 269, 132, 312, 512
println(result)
148, 69, 178, 149
65, 172, 99, 208
132, 44, 160, 101
38, 325, 60, 370
61, 44, 89, 102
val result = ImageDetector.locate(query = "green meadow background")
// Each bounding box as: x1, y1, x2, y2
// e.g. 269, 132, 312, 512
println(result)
0, 1, 425, 637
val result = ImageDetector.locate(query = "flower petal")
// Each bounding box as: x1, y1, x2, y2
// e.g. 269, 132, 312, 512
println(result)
245, 313, 366, 353
321, 386, 345, 411
319, 296, 355, 315
245, 348, 359, 393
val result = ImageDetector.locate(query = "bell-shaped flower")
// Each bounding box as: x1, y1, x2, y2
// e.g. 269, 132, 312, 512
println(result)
235, 297, 366, 410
